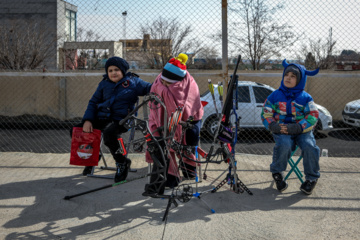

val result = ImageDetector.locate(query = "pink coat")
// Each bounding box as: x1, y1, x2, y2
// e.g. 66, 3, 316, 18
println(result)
146, 72, 204, 177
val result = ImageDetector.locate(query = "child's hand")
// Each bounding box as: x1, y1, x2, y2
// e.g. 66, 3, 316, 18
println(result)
279, 124, 288, 134
83, 121, 93, 133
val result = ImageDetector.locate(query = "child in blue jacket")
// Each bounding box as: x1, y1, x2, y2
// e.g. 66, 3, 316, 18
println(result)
70, 57, 152, 182
261, 59, 320, 195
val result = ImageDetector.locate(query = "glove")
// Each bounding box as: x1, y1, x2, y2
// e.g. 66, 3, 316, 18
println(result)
269, 122, 281, 134
287, 123, 303, 135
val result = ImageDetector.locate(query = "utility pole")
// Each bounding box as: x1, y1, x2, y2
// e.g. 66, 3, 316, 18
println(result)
221, 0, 229, 90
122, 11, 127, 59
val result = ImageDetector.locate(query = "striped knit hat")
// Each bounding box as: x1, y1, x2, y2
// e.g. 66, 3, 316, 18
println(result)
161, 53, 188, 83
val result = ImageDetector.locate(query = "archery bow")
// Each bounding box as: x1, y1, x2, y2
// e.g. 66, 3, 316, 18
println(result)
200, 55, 253, 195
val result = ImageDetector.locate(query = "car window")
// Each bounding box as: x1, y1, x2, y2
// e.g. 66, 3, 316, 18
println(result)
237, 86, 251, 103
253, 86, 273, 103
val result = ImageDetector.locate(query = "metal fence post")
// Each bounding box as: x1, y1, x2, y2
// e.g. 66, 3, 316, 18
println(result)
59, 77, 67, 121
221, 0, 229, 91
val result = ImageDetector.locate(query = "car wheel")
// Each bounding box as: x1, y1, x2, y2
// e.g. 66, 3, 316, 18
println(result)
205, 116, 220, 136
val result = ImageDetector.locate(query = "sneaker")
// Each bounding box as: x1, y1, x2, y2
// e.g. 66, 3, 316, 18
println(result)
142, 183, 165, 197
272, 173, 288, 192
165, 174, 180, 189
300, 179, 318, 195
82, 166, 93, 176
114, 159, 131, 183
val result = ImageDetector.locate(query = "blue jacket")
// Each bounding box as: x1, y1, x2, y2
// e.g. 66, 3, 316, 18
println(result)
83, 72, 152, 122
261, 60, 320, 133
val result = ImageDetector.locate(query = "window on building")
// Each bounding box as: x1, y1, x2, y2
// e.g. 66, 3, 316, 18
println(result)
66, 9, 76, 41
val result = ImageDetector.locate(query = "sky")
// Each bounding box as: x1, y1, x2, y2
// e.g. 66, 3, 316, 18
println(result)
275, 0, 360, 55
65, 0, 360, 59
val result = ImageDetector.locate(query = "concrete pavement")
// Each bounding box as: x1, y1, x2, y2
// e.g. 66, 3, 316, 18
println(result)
0, 152, 359, 240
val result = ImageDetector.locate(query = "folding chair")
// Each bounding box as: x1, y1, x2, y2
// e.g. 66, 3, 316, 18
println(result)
85, 136, 111, 179
284, 145, 304, 184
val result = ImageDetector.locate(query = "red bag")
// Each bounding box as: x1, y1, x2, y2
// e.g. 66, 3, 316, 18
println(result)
70, 127, 101, 166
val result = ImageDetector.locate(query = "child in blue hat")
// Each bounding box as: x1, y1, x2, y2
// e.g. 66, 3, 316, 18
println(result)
71, 56, 152, 182
261, 59, 321, 195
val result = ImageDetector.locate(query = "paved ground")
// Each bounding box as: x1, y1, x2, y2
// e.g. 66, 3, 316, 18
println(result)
0, 152, 359, 240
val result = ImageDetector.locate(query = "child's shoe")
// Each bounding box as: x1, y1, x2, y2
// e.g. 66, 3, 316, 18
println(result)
114, 158, 131, 183
165, 174, 180, 189
142, 183, 165, 196
272, 173, 288, 192
300, 179, 318, 195
82, 166, 93, 176
82, 154, 101, 176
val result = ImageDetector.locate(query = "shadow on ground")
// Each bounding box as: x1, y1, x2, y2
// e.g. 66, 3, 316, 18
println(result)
0, 168, 320, 240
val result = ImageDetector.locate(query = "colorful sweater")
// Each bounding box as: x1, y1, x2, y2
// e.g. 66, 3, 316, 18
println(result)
261, 90, 319, 133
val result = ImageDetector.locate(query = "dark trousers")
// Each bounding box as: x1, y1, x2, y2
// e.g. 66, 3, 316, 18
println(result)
70, 119, 128, 164
181, 120, 202, 176
185, 120, 201, 146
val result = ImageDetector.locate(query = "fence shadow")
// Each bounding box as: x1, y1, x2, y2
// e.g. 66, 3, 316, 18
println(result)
328, 128, 360, 141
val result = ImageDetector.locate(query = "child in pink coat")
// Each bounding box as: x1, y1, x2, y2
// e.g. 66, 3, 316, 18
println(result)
145, 53, 204, 194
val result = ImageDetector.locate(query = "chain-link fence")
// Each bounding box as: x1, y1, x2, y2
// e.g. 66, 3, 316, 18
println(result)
1, 0, 359, 159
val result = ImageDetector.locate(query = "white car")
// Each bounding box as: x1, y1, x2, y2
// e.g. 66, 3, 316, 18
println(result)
342, 99, 360, 128
200, 81, 333, 135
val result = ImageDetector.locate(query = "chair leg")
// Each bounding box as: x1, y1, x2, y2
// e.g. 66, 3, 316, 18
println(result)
284, 156, 304, 183
284, 146, 304, 184
288, 157, 304, 178
99, 149, 115, 171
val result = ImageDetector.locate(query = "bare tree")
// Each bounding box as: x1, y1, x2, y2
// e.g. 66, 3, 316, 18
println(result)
0, 19, 59, 70
213, 0, 301, 70
298, 28, 337, 69
76, 28, 102, 42
140, 17, 204, 69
